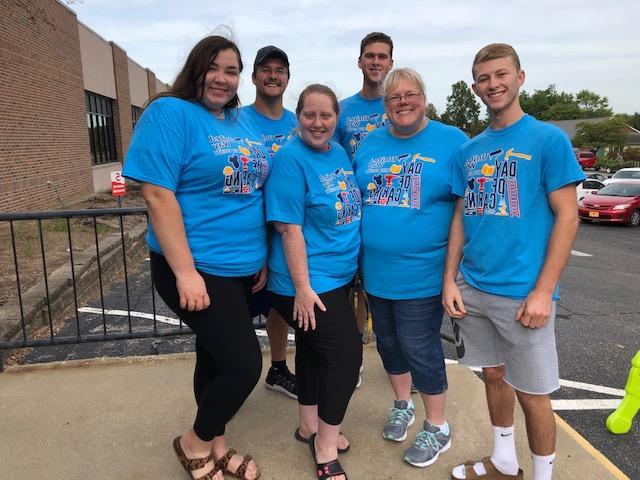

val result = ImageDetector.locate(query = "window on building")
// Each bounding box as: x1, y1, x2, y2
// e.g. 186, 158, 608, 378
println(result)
131, 106, 144, 129
85, 91, 117, 165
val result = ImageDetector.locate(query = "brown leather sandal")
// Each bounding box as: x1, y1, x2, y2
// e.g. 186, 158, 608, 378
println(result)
172, 436, 220, 480
215, 448, 261, 480
452, 457, 523, 479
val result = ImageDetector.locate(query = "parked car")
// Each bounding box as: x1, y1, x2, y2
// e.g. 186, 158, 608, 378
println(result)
576, 179, 605, 201
575, 151, 597, 169
585, 172, 607, 182
603, 167, 640, 185
578, 181, 640, 226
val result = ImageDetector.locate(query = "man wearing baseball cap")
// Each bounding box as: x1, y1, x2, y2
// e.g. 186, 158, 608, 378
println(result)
242, 45, 298, 400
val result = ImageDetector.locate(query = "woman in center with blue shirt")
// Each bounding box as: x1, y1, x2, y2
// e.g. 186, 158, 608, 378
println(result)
265, 84, 361, 480
353, 68, 468, 470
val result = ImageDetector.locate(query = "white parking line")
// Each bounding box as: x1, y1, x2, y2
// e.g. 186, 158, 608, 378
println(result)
571, 249, 593, 257
78, 307, 182, 325
79, 308, 626, 410
551, 399, 621, 411
255, 329, 296, 341
444, 359, 624, 410
77, 307, 296, 340
560, 379, 625, 397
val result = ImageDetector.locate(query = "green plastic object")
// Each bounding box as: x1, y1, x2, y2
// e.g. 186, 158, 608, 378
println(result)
606, 351, 640, 434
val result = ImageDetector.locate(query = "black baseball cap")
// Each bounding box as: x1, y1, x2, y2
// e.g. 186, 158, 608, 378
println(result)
253, 45, 290, 72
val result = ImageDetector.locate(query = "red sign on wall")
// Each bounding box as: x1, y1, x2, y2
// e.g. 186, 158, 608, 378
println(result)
111, 171, 126, 197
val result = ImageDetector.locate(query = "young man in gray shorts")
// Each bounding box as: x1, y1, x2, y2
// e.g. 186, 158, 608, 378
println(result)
442, 43, 585, 480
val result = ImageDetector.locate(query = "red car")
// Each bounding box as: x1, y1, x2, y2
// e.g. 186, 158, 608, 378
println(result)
575, 151, 597, 169
578, 181, 640, 226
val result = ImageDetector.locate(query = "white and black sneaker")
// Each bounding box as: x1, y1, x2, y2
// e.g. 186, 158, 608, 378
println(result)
265, 367, 298, 400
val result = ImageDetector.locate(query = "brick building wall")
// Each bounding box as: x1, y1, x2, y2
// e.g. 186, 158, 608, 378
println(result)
111, 42, 133, 161
146, 69, 157, 99
0, 0, 93, 212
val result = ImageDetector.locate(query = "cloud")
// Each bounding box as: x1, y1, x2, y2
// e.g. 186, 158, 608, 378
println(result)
70, 0, 640, 113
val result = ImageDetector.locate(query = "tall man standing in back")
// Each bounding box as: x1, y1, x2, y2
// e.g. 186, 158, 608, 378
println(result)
443, 43, 585, 480
334, 32, 394, 160
242, 45, 298, 400
333, 32, 394, 388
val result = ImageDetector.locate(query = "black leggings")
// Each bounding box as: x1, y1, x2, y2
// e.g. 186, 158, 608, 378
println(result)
151, 252, 262, 441
270, 284, 362, 425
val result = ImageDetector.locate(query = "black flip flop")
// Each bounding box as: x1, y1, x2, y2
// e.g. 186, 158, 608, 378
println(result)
295, 428, 350, 453
309, 433, 348, 480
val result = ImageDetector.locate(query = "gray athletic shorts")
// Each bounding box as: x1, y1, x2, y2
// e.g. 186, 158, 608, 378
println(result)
452, 274, 560, 395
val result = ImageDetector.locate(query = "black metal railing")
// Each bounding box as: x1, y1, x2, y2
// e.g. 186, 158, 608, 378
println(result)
0, 207, 196, 371
0, 207, 454, 372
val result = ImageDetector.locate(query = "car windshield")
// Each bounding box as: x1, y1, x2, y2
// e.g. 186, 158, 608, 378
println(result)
611, 170, 640, 179
596, 183, 640, 197
587, 174, 605, 181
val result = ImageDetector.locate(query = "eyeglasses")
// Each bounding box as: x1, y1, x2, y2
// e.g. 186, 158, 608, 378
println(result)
258, 66, 288, 76
385, 92, 424, 105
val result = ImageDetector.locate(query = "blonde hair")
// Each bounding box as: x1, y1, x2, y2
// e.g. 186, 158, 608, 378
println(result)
383, 68, 426, 98
472, 43, 521, 79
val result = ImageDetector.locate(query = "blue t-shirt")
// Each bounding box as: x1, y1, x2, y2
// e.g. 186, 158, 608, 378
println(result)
123, 97, 271, 277
265, 136, 361, 296
240, 104, 297, 157
450, 114, 585, 300
353, 120, 468, 300
333, 93, 390, 160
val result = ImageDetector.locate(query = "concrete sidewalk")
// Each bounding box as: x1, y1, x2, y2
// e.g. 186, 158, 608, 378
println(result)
0, 346, 627, 479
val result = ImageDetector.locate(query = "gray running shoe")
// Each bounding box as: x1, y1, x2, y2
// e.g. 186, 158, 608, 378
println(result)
382, 400, 415, 441
403, 420, 451, 467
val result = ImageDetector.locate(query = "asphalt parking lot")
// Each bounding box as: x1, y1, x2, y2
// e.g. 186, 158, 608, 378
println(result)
17, 221, 640, 478
552, 222, 640, 478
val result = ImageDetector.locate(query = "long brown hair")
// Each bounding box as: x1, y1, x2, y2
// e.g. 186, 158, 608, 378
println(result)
151, 35, 243, 110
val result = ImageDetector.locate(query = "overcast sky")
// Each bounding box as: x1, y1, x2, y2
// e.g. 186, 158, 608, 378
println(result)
69, 0, 640, 115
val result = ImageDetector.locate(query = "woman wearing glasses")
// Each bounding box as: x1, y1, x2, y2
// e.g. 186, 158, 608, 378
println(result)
352, 68, 467, 469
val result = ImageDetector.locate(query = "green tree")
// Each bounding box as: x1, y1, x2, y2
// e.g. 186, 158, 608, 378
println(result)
573, 117, 627, 153
575, 90, 612, 117
627, 113, 640, 130
474, 117, 490, 134
441, 81, 481, 134
520, 85, 612, 120
520, 85, 572, 119
543, 101, 582, 120
426, 102, 439, 120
